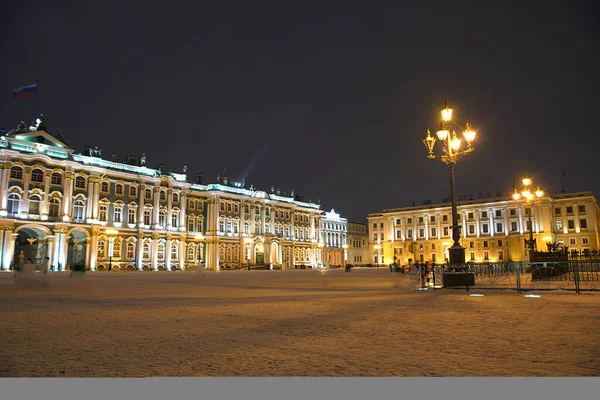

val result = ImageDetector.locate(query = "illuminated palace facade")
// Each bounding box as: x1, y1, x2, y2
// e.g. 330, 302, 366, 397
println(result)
347, 221, 368, 265
0, 122, 328, 272
368, 192, 600, 266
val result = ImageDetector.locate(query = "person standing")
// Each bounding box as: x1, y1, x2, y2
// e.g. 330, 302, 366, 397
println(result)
42, 257, 50, 274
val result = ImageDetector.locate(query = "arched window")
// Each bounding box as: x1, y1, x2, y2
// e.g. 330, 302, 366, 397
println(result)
219, 246, 225, 261
51, 172, 62, 185
101, 181, 109, 192
10, 166, 23, 179
197, 218, 203, 232
157, 243, 165, 260
244, 221, 250, 234
144, 207, 152, 225
265, 208, 270, 217
171, 244, 178, 260
143, 243, 150, 260
244, 205, 250, 214
73, 200, 86, 221
226, 246, 232, 262
160, 191, 166, 201
99, 203, 108, 222
126, 242, 135, 259
171, 211, 179, 228
75, 176, 86, 189
128, 208, 136, 224
28, 194, 41, 214
219, 218, 225, 232
173, 192, 179, 203
145, 188, 152, 199
113, 204, 123, 223
187, 216, 195, 232
187, 245, 195, 261
98, 240, 106, 258
113, 240, 121, 258
49, 197, 60, 217
129, 186, 137, 197
7, 193, 20, 214
31, 169, 43, 183
159, 210, 166, 226
115, 184, 124, 195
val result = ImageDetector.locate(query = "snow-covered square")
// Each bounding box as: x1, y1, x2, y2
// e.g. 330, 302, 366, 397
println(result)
1, 268, 599, 377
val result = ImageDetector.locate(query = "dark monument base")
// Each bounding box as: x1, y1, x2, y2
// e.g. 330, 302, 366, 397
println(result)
443, 272, 475, 287
448, 246, 466, 265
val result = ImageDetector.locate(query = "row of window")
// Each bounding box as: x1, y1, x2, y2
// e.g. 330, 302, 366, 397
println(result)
324, 222, 345, 231
555, 206, 586, 215
556, 219, 588, 230
376, 205, 589, 231
98, 240, 204, 263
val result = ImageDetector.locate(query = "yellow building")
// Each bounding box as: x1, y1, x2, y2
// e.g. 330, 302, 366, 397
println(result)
368, 192, 600, 266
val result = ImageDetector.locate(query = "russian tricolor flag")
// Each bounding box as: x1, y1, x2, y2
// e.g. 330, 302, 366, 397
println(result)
13, 82, 38, 99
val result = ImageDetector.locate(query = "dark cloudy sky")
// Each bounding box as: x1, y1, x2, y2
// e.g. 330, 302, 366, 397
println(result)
1, 0, 599, 221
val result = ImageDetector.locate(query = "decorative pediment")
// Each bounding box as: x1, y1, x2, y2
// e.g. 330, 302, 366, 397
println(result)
9, 130, 72, 150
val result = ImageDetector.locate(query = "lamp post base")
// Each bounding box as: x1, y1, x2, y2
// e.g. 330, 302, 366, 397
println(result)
448, 246, 466, 265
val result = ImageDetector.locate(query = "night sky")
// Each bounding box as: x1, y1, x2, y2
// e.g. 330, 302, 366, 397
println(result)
1, 1, 599, 222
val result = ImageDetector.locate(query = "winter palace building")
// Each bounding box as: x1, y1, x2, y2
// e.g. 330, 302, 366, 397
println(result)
368, 191, 600, 266
0, 118, 343, 272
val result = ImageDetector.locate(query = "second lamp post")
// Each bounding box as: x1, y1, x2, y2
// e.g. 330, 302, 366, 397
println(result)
422, 99, 477, 265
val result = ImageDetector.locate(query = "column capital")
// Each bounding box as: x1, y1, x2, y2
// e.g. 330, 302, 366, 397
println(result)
64, 172, 75, 180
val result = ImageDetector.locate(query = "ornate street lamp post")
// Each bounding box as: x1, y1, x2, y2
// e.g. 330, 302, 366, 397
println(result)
422, 99, 477, 266
512, 175, 544, 252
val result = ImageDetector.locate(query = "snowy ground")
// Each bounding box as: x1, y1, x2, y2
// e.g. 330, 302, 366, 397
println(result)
1, 268, 599, 377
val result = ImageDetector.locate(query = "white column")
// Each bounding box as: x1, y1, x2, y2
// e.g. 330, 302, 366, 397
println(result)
86, 177, 95, 219
42, 171, 51, 218
1, 229, 13, 270
518, 207, 524, 234
165, 236, 172, 271
57, 231, 68, 271
475, 211, 480, 237
89, 231, 98, 271
62, 172, 74, 221
21, 167, 31, 217
166, 189, 173, 229
153, 186, 160, 227
92, 178, 101, 219
179, 238, 186, 269
136, 235, 144, 271
151, 236, 159, 271
504, 208, 509, 236
138, 184, 145, 227
46, 236, 55, 270
489, 208, 494, 237
0, 164, 9, 213
180, 192, 187, 230
4, 232, 18, 270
